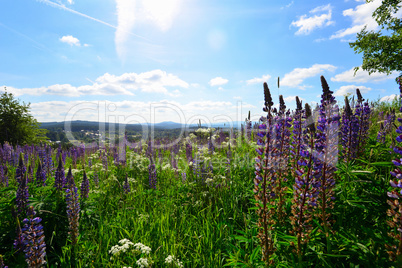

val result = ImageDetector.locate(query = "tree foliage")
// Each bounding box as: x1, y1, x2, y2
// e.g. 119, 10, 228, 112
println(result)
0, 88, 47, 146
350, 0, 402, 76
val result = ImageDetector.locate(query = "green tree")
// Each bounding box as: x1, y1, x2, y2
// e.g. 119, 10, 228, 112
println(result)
350, 0, 402, 76
0, 88, 47, 146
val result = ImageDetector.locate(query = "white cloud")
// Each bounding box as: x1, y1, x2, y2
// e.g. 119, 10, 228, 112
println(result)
291, 4, 334, 35
331, 67, 398, 83
281, 64, 337, 88
209, 77, 228, 87
60, 35, 81, 46
30, 99, 239, 123
330, 0, 380, 39
246, 74, 271, 85
333, 85, 371, 97
67, 0, 74, 4
284, 96, 304, 103
380, 94, 398, 102
4, 70, 189, 97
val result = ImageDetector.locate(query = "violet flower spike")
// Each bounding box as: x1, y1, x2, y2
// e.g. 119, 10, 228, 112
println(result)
36, 160, 46, 186
16, 171, 29, 216
254, 82, 276, 265
315, 76, 340, 243
80, 170, 89, 199
123, 173, 131, 194
65, 167, 80, 246
21, 206, 47, 267
386, 76, 402, 262
290, 103, 319, 262
54, 155, 65, 191
148, 158, 157, 189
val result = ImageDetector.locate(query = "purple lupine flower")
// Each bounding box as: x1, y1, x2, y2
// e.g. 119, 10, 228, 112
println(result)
254, 82, 276, 264
181, 172, 187, 183
291, 103, 320, 261
21, 206, 47, 267
16, 165, 29, 216
36, 161, 47, 186
27, 164, 34, 183
13, 206, 24, 253
0, 165, 8, 187
148, 158, 157, 189
269, 95, 293, 223
71, 147, 78, 168
378, 109, 396, 143
341, 97, 359, 163
246, 110, 252, 140
291, 96, 304, 173
54, 156, 66, 190
80, 170, 89, 199
355, 88, 371, 155
102, 154, 108, 172
386, 76, 402, 262
93, 171, 99, 187
15, 154, 26, 184
65, 167, 80, 246
315, 76, 340, 236
45, 145, 54, 177
185, 143, 193, 163
123, 174, 131, 194
146, 139, 154, 158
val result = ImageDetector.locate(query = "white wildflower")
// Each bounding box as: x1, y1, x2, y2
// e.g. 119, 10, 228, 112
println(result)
134, 243, 152, 255
127, 177, 136, 183
136, 257, 149, 268
165, 255, 183, 267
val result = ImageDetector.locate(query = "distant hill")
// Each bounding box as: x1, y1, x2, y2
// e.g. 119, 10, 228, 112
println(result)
39, 120, 245, 131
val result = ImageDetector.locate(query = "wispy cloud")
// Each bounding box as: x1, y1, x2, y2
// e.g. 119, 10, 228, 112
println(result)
281, 64, 337, 88
37, 0, 148, 41
209, 77, 228, 87
330, 0, 380, 39
331, 67, 398, 83
281, 1, 294, 9
291, 4, 334, 35
0, 22, 51, 52
246, 74, 271, 85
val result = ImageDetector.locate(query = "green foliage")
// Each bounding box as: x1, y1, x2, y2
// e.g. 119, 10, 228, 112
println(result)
0, 89, 47, 146
349, 0, 402, 76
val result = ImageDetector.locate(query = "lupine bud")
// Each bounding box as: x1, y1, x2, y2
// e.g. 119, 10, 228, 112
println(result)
65, 167, 80, 246
36, 161, 46, 186
123, 173, 131, 194
80, 170, 89, 199
54, 156, 65, 190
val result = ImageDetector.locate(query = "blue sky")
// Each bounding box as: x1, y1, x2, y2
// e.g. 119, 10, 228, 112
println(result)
0, 0, 400, 125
